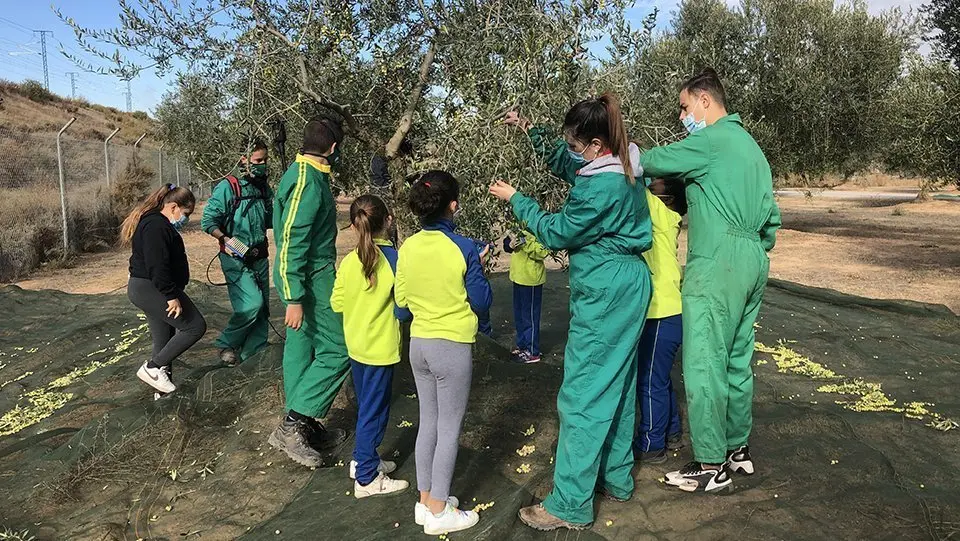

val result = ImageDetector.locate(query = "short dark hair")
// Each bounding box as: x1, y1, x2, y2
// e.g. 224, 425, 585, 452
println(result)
245, 138, 268, 155
407, 170, 459, 224
302, 117, 343, 155
681, 67, 726, 108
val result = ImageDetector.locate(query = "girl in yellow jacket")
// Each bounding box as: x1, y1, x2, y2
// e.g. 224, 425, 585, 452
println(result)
634, 178, 687, 463
503, 229, 549, 363
331, 194, 412, 498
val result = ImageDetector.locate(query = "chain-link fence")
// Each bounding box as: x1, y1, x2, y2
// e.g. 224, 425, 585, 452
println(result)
0, 121, 195, 281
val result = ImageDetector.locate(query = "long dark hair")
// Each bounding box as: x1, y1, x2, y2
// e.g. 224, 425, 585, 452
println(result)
407, 170, 459, 224
563, 92, 634, 183
120, 184, 195, 245
350, 194, 390, 288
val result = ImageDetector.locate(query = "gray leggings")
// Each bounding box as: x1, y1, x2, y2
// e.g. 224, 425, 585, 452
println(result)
128, 277, 207, 369
410, 337, 472, 502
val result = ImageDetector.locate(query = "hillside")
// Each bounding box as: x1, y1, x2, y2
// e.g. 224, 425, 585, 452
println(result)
0, 80, 156, 145
0, 80, 171, 282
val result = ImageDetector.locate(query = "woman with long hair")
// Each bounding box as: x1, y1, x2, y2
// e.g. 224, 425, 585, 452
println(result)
492, 93, 653, 531
122, 184, 207, 395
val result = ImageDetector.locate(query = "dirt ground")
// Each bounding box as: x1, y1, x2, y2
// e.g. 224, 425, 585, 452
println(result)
13, 193, 960, 314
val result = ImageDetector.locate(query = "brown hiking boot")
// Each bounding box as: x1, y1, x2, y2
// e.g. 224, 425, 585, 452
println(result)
518, 504, 592, 532
267, 420, 323, 468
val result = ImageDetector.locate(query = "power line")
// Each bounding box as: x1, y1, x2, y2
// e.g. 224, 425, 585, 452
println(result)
33, 30, 53, 90
0, 17, 34, 35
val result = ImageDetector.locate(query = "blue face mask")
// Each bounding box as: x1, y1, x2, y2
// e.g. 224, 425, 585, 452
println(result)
171, 214, 189, 232
567, 148, 587, 164
682, 100, 707, 134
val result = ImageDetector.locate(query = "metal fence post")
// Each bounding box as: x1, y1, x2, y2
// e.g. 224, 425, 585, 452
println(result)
134, 133, 146, 149
159, 142, 165, 185
104, 127, 120, 192
175, 158, 181, 186
56, 117, 77, 258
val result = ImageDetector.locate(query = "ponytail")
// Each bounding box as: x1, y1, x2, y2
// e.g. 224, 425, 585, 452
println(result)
120, 184, 196, 245
350, 195, 391, 288
563, 92, 634, 184
598, 93, 634, 183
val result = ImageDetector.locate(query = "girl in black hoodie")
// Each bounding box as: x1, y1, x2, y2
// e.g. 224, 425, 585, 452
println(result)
122, 184, 207, 394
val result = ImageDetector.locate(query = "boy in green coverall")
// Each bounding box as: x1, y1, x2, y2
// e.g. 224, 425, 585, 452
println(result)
201, 140, 273, 366
639, 68, 781, 493
268, 119, 350, 468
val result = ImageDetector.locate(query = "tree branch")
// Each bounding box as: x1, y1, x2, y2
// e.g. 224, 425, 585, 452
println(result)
384, 36, 437, 158
254, 15, 382, 151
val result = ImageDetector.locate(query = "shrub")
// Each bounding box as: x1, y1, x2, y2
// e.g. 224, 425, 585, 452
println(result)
18, 80, 56, 103
112, 160, 155, 218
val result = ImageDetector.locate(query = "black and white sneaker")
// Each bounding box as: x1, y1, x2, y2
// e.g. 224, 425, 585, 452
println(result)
665, 462, 733, 493
727, 445, 755, 475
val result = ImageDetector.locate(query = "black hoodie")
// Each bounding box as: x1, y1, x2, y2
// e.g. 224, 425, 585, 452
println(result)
128, 210, 189, 300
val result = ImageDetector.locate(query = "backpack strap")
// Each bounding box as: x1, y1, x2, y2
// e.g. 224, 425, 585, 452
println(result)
225, 175, 242, 211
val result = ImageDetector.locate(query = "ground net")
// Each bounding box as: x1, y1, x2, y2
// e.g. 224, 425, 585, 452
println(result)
0, 273, 957, 540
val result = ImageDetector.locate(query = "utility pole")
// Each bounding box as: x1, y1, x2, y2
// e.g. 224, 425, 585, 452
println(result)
65, 72, 78, 99
124, 79, 132, 112
33, 30, 53, 90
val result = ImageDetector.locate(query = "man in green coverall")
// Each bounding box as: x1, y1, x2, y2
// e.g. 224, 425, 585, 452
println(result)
639, 68, 781, 493
268, 119, 349, 468
201, 140, 273, 366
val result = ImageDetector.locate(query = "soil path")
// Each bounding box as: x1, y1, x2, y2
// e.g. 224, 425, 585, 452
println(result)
12, 196, 960, 313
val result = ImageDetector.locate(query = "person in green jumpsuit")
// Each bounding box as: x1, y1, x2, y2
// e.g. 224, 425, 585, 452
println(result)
639, 68, 781, 493
201, 140, 273, 366
268, 118, 350, 468
491, 94, 653, 531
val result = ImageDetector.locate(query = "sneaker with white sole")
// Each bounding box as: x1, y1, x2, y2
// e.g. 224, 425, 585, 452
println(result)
415, 496, 460, 526
354, 472, 409, 498
665, 462, 733, 493
137, 362, 175, 394
349, 459, 397, 480
423, 503, 480, 536
727, 445, 755, 475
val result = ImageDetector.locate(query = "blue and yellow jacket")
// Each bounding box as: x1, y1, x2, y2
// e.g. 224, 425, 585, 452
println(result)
508, 231, 549, 287
643, 189, 683, 319
395, 219, 493, 344
331, 239, 412, 365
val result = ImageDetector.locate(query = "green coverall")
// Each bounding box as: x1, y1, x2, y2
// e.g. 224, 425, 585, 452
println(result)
273, 154, 349, 418
639, 114, 781, 464
510, 127, 653, 525
201, 176, 273, 361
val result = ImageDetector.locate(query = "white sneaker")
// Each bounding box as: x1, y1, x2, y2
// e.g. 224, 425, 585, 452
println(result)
415, 496, 460, 525
353, 472, 409, 498
137, 362, 175, 394
349, 459, 397, 480
422, 503, 479, 536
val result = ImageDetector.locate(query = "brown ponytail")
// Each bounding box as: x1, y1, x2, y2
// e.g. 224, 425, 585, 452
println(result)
563, 92, 634, 184
120, 184, 196, 245
350, 194, 391, 288
598, 93, 633, 183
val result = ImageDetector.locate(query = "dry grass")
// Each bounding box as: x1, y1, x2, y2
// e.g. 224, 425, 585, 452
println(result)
0, 81, 161, 281
0, 183, 118, 281
0, 80, 156, 147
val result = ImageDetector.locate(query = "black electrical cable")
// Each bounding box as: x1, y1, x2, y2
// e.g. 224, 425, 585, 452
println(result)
206, 250, 287, 342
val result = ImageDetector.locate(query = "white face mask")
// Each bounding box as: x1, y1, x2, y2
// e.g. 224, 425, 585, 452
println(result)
682, 98, 707, 134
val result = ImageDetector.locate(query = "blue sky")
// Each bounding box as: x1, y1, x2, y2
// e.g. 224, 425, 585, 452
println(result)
0, 0, 924, 114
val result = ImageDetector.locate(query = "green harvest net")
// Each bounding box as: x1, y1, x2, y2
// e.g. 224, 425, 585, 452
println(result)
0, 273, 957, 540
